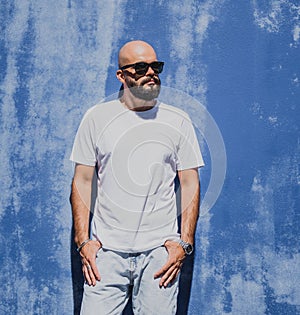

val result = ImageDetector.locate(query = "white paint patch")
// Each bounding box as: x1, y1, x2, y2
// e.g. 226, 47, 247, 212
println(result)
293, 24, 300, 42
167, 0, 225, 101
250, 103, 282, 127
230, 273, 266, 314
251, 173, 265, 193
250, 102, 264, 120
251, 172, 275, 245
248, 152, 300, 309
222, 155, 300, 313
253, 0, 300, 44
0, 1, 30, 218
253, 0, 283, 32
268, 116, 278, 125
292, 76, 299, 86
267, 252, 300, 306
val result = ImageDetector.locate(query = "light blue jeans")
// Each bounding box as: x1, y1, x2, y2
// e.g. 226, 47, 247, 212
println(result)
80, 246, 179, 315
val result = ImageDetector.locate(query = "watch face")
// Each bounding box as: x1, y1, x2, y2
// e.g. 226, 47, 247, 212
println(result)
185, 244, 193, 255
179, 240, 194, 255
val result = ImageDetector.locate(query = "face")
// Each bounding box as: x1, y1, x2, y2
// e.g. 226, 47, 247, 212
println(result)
123, 67, 161, 101
118, 42, 163, 101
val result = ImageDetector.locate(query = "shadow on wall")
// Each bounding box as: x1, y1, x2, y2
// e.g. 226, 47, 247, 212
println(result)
70, 174, 195, 314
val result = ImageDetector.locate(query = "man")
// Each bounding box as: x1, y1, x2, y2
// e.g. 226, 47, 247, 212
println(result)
70, 40, 204, 315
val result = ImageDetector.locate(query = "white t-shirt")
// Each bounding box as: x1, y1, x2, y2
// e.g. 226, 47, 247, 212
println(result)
70, 100, 204, 252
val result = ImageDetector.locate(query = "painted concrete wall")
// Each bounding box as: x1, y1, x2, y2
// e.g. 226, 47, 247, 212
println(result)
0, 1, 299, 314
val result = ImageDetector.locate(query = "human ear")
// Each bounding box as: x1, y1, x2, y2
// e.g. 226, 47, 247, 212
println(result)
116, 69, 125, 83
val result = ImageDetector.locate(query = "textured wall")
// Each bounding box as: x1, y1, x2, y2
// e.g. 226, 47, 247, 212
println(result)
0, 1, 299, 314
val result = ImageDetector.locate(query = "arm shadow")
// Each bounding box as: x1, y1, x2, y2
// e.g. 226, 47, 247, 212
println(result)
70, 170, 97, 315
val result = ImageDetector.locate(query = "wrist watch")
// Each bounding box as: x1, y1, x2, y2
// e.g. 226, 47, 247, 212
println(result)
179, 239, 194, 255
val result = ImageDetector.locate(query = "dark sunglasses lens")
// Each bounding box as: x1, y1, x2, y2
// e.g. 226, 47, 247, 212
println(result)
134, 63, 148, 75
151, 62, 164, 73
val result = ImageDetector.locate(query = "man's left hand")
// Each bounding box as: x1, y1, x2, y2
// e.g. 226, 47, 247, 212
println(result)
154, 240, 186, 288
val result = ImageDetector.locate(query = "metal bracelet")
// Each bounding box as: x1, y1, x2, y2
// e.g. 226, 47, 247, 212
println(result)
76, 238, 91, 252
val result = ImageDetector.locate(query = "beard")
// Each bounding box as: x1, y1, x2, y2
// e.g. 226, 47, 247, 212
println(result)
125, 75, 161, 101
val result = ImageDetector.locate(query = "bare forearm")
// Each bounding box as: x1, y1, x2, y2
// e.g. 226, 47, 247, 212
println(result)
70, 165, 101, 286
70, 178, 91, 246
180, 180, 200, 244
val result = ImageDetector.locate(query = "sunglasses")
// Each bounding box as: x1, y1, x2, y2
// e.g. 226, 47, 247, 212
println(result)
120, 61, 164, 76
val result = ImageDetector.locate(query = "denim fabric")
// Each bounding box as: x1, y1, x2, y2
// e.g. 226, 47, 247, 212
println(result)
80, 246, 179, 315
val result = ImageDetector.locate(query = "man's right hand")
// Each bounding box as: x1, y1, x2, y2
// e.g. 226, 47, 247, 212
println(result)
79, 240, 102, 286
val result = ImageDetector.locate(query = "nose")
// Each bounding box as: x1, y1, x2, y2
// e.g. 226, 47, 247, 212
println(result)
145, 64, 155, 76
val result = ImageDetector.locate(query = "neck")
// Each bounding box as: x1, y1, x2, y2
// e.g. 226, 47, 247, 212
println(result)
120, 91, 156, 112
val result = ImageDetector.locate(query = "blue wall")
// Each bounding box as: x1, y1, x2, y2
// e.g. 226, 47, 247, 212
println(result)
0, 1, 299, 314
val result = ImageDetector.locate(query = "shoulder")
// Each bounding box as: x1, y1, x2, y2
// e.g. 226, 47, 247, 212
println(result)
81, 99, 123, 123
158, 102, 191, 122
84, 99, 120, 116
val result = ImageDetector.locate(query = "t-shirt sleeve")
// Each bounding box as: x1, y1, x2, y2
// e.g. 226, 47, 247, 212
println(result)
70, 111, 97, 166
176, 116, 204, 170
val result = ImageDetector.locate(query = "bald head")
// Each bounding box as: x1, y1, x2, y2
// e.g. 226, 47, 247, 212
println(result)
118, 40, 157, 68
